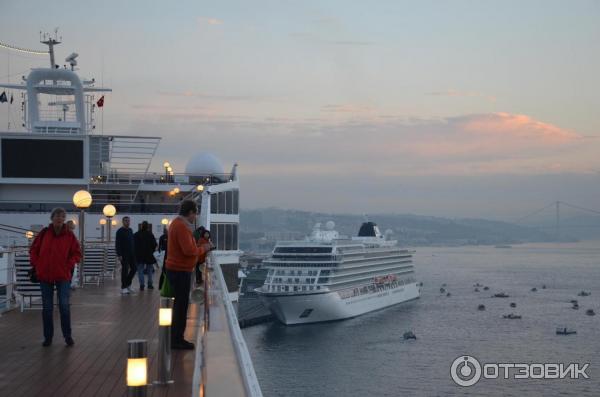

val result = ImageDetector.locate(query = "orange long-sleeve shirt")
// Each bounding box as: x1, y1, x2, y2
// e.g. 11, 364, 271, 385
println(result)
165, 217, 208, 272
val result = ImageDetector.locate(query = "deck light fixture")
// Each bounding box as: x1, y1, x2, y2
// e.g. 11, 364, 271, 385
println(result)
161, 218, 169, 226
103, 205, 117, 243
127, 339, 148, 396
155, 297, 174, 385
73, 190, 92, 286
73, 190, 92, 209
99, 219, 107, 241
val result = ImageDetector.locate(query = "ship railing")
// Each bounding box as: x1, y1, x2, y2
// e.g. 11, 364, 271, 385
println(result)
0, 240, 117, 313
199, 253, 263, 397
90, 172, 234, 186
0, 245, 35, 313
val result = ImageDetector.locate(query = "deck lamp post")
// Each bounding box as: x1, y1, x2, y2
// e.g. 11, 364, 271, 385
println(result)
163, 162, 170, 180
154, 297, 174, 385
127, 339, 148, 397
25, 230, 34, 246
103, 204, 117, 243
99, 219, 107, 241
73, 190, 92, 287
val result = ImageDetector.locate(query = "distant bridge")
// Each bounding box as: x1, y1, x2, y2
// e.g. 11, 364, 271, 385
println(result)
514, 201, 600, 238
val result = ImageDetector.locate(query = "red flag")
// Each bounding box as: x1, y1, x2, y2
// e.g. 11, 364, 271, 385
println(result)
96, 95, 105, 107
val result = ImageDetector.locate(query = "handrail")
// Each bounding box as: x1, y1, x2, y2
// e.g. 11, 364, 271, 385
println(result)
210, 253, 263, 397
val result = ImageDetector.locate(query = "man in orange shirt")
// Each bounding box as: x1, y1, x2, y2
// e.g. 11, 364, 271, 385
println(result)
166, 200, 211, 350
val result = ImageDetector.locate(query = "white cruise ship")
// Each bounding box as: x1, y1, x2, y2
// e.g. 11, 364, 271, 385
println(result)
256, 221, 420, 325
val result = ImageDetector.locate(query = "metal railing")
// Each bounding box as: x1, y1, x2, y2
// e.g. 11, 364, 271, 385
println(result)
0, 246, 30, 313
90, 172, 234, 186
202, 253, 263, 397
0, 241, 116, 313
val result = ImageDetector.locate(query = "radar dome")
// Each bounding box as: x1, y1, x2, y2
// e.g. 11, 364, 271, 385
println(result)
185, 152, 224, 175
326, 221, 335, 230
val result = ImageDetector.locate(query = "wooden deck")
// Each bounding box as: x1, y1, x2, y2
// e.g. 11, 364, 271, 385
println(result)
0, 278, 202, 397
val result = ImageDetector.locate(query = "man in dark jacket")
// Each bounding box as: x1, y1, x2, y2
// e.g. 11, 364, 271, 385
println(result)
158, 227, 168, 289
134, 221, 157, 290
116, 216, 137, 294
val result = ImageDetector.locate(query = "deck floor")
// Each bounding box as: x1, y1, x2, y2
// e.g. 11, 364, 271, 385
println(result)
0, 277, 202, 397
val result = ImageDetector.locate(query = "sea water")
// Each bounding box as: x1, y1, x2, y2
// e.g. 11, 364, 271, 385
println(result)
243, 241, 600, 396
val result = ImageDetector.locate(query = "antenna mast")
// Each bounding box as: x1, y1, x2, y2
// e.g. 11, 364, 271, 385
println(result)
40, 29, 61, 68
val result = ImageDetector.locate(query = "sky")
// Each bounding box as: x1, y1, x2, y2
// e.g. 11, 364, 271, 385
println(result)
1, 0, 599, 221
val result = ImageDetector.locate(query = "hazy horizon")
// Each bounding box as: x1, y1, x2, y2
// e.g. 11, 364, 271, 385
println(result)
1, 1, 599, 221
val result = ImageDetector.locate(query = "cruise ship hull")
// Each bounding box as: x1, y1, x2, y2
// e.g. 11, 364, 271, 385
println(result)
258, 282, 420, 325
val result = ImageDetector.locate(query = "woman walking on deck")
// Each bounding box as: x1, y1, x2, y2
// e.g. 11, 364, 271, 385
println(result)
29, 207, 82, 347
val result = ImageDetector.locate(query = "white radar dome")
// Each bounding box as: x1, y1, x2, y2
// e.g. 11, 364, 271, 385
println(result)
185, 152, 224, 175
326, 221, 336, 230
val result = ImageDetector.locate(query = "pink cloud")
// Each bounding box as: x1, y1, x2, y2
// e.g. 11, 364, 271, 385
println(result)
459, 112, 579, 143
198, 17, 223, 26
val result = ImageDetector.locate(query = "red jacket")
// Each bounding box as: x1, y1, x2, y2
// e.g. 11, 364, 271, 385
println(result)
30, 224, 82, 282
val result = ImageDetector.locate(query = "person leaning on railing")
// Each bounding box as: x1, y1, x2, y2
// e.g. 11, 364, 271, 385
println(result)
166, 200, 212, 350
29, 207, 82, 347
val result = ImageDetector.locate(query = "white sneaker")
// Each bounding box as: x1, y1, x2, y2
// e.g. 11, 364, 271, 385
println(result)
127, 286, 137, 293
121, 288, 130, 294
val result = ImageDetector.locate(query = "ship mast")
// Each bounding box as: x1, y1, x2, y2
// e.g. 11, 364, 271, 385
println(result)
40, 29, 61, 68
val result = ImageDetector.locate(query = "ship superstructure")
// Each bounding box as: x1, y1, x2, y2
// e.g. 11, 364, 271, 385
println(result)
0, 35, 240, 258
256, 221, 420, 325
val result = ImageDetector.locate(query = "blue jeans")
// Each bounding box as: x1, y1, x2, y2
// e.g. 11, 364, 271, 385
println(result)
137, 263, 155, 287
40, 281, 71, 340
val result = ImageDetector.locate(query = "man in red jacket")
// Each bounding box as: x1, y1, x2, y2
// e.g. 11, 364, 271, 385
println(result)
30, 207, 82, 347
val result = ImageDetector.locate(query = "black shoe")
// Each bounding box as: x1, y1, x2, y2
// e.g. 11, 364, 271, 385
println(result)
147, 284, 154, 290
140, 285, 145, 291
65, 337, 74, 347
171, 340, 195, 350
42, 338, 52, 347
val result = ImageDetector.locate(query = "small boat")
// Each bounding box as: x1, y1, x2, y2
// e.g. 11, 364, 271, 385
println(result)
403, 331, 417, 340
503, 313, 522, 319
542, 285, 547, 289
441, 283, 447, 287
483, 286, 490, 291
570, 299, 578, 304
440, 288, 446, 294
572, 304, 579, 310
474, 283, 483, 287
493, 293, 510, 298
578, 291, 591, 297
556, 327, 577, 335
586, 309, 596, 316
531, 287, 537, 292
478, 304, 486, 311
446, 292, 451, 297
474, 288, 480, 292
510, 302, 516, 308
